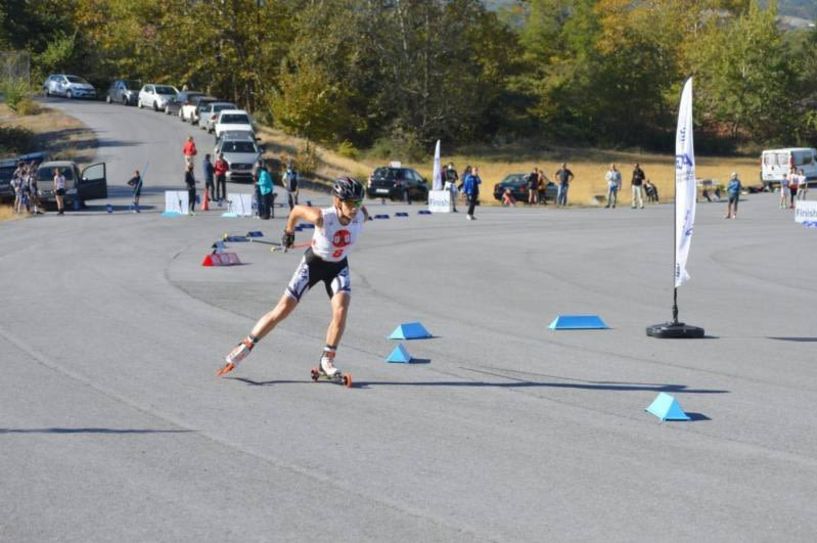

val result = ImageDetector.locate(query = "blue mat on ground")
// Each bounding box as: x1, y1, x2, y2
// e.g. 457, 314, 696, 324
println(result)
548, 315, 608, 330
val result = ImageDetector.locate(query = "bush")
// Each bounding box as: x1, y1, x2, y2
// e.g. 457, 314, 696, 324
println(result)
15, 98, 41, 116
369, 131, 425, 163
0, 125, 35, 155
296, 141, 318, 177
1, 78, 32, 112
336, 139, 359, 160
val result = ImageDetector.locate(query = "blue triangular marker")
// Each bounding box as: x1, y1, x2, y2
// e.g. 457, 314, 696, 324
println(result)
549, 315, 608, 330
386, 344, 413, 363
646, 392, 691, 421
388, 321, 432, 340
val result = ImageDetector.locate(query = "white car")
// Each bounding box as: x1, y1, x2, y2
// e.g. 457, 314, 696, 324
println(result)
137, 84, 179, 112
761, 147, 817, 191
42, 74, 97, 99
214, 110, 255, 140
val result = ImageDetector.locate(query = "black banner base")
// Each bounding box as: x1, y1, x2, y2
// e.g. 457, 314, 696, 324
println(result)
646, 322, 705, 339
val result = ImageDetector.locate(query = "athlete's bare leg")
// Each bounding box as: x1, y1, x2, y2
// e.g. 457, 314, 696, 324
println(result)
250, 292, 299, 340
325, 292, 350, 347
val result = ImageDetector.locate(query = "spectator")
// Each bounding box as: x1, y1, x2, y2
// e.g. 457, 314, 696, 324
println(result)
203, 153, 215, 203
443, 163, 459, 212
502, 187, 517, 207
527, 167, 539, 205
631, 163, 645, 209
53, 167, 66, 215
463, 166, 481, 220
27, 164, 42, 215
11, 163, 25, 214
644, 179, 659, 203
779, 169, 791, 209
127, 170, 143, 213
796, 168, 808, 201
725, 171, 741, 219
789, 167, 799, 209
605, 163, 621, 208
554, 162, 574, 207
283, 162, 299, 211
256, 160, 273, 220
537, 170, 551, 205
185, 163, 197, 215
182, 136, 197, 170
214, 152, 229, 202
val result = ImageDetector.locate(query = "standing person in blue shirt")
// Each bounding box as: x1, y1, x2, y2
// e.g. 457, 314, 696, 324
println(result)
256, 159, 273, 220
555, 162, 574, 207
463, 165, 481, 220
725, 171, 742, 219
203, 153, 215, 203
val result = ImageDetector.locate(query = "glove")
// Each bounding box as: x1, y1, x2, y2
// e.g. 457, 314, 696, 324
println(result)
282, 230, 295, 249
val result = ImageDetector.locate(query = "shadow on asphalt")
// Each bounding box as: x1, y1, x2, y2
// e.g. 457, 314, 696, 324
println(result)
768, 336, 817, 342
0, 427, 191, 434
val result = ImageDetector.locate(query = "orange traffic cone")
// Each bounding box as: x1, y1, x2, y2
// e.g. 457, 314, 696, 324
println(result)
202, 190, 210, 211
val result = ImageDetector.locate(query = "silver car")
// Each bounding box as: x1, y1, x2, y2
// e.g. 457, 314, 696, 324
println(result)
42, 74, 97, 99
106, 79, 141, 105
214, 132, 262, 183
137, 84, 179, 112
199, 101, 237, 133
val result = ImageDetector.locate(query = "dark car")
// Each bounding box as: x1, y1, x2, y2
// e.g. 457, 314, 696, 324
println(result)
493, 173, 557, 203
367, 166, 429, 202
165, 90, 204, 117
106, 79, 141, 105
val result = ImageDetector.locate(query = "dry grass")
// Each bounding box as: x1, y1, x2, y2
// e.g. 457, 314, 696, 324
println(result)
255, 127, 759, 206
0, 205, 20, 222
0, 103, 96, 163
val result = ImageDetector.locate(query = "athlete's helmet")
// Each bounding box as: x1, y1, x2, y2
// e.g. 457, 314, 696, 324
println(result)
333, 176, 364, 201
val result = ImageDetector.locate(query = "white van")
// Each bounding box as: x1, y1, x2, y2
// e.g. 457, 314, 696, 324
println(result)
761, 148, 817, 190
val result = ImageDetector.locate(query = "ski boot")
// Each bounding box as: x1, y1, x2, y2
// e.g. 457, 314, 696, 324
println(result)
217, 337, 255, 376
310, 350, 352, 388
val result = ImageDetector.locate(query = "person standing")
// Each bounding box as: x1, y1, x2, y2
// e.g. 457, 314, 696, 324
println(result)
203, 153, 215, 203
463, 166, 481, 220
779, 170, 791, 209
631, 163, 645, 209
283, 162, 299, 211
554, 162, 573, 207
183, 136, 197, 170
53, 167, 66, 215
217, 178, 368, 384
725, 171, 741, 219
214, 152, 228, 202
27, 165, 42, 215
184, 163, 197, 215
127, 170, 143, 213
443, 163, 459, 212
605, 163, 621, 208
256, 160, 273, 220
796, 168, 808, 201
527, 167, 539, 205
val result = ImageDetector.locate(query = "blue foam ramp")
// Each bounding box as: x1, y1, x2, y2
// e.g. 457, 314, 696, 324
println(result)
247, 231, 264, 237
386, 344, 413, 363
375, 214, 390, 219
646, 392, 691, 421
221, 212, 238, 218
161, 211, 181, 218
549, 315, 608, 330
388, 321, 432, 340
395, 212, 409, 217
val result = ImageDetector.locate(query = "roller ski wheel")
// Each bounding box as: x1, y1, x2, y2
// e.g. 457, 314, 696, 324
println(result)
310, 367, 353, 388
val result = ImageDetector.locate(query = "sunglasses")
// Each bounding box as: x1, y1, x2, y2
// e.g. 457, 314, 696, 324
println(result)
341, 199, 363, 208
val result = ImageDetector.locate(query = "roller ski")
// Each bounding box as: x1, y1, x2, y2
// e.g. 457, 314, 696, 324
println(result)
217, 337, 255, 376
310, 350, 353, 388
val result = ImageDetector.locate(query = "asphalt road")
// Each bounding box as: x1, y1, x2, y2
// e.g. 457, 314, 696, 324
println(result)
2, 98, 817, 542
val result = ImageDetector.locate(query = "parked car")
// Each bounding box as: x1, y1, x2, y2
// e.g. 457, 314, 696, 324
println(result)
366, 166, 429, 201
200, 102, 238, 133
493, 173, 558, 203
214, 131, 262, 183
182, 95, 217, 124
214, 110, 255, 140
35, 160, 108, 208
137, 84, 179, 112
42, 74, 97, 99
760, 147, 817, 191
105, 79, 141, 105
165, 90, 204, 116
0, 152, 48, 203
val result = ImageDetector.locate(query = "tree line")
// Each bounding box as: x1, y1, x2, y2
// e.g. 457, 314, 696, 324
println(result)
2, 0, 816, 156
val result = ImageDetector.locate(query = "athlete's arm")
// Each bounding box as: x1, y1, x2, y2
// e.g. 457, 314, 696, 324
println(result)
284, 204, 323, 233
